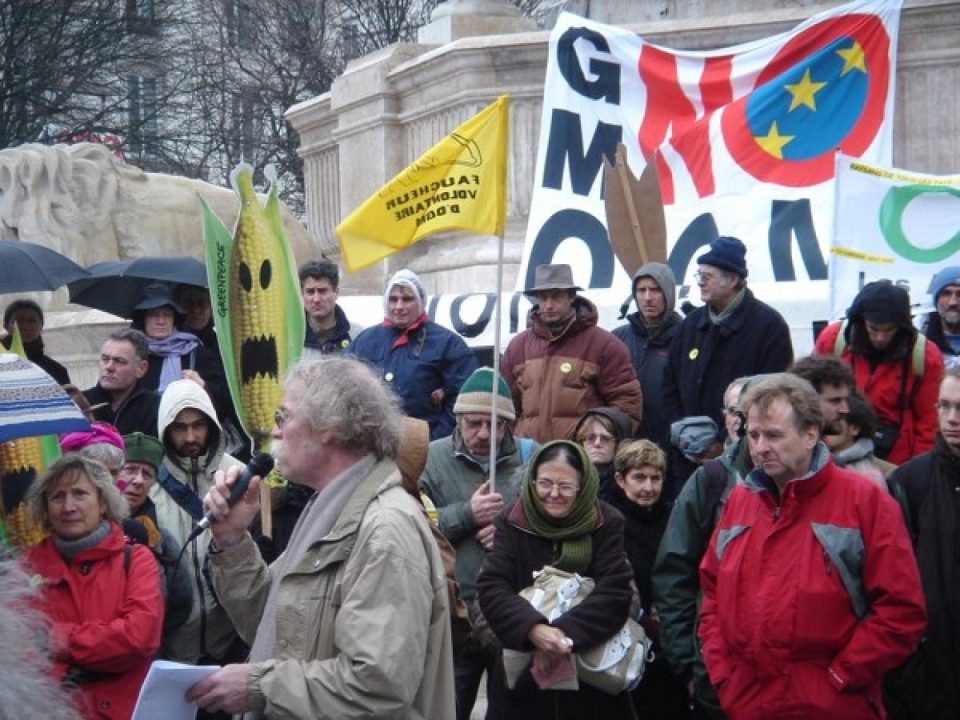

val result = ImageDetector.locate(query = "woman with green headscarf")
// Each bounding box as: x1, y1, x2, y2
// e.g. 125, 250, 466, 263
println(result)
477, 440, 637, 719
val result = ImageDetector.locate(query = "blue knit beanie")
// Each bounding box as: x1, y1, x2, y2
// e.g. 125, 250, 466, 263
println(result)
929, 266, 960, 302
696, 236, 748, 278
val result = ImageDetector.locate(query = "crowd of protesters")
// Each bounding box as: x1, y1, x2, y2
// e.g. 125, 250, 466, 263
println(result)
0, 242, 958, 720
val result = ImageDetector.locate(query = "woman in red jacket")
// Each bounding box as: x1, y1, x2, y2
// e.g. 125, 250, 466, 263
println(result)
23, 454, 164, 720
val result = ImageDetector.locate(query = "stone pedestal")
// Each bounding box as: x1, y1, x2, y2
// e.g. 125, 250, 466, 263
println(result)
418, 0, 536, 44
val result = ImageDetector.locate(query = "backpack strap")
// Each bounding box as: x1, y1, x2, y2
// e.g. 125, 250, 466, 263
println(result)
894, 334, 927, 419
912, 330, 927, 382
156, 464, 205, 521
898, 457, 934, 543
835, 320, 926, 413
519, 438, 534, 464
832, 319, 849, 357
911, 333, 926, 380
699, 459, 730, 539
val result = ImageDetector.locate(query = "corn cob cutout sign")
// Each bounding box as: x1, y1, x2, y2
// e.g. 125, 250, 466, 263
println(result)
201, 164, 304, 454
0, 431, 57, 548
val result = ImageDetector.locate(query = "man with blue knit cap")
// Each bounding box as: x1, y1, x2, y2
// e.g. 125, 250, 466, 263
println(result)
923, 266, 960, 371
350, 268, 477, 440
662, 237, 793, 494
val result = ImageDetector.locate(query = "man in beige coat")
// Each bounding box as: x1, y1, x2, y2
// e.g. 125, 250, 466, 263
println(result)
188, 356, 456, 720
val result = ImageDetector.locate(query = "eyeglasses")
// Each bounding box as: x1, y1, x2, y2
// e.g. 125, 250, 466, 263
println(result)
936, 400, 960, 415
534, 478, 580, 497
274, 409, 288, 429
724, 406, 740, 416
462, 417, 508, 432
119, 465, 156, 481
582, 432, 615, 445
694, 270, 723, 284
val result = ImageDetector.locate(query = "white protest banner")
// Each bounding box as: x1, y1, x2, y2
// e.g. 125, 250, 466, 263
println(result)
518, 0, 903, 300
830, 154, 960, 320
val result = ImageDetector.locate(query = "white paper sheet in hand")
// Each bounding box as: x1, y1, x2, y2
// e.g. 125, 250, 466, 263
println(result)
132, 659, 220, 720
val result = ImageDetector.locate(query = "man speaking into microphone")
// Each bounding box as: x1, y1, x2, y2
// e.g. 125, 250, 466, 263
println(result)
187, 356, 456, 720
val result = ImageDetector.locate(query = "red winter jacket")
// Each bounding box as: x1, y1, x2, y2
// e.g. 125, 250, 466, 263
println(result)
814, 320, 943, 464
25, 522, 164, 720
501, 297, 642, 443
699, 449, 926, 719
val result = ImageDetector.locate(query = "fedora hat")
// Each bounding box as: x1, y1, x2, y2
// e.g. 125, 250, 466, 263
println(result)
524, 264, 583, 295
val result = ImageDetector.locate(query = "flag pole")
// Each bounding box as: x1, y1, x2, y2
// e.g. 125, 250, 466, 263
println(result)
487, 96, 510, 495
489, 230, 505, 494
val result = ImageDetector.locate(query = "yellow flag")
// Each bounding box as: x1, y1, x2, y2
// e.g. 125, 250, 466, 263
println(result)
336, 95, 509, 272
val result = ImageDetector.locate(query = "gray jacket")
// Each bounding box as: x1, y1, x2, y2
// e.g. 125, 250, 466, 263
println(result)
420, 430, 534, 601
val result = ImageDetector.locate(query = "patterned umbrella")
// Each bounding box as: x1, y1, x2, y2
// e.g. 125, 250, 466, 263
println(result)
0, 353, 89, 443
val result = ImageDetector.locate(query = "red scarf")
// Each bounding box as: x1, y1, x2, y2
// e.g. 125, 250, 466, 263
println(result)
383, 311, 429, 349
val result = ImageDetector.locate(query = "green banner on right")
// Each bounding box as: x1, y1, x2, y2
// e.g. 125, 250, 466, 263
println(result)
830, 153, 960, 321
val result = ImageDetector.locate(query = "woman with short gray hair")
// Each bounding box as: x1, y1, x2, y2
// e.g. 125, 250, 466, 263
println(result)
22, 454, 164, 720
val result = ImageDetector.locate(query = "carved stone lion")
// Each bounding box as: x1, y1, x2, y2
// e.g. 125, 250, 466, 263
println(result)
0, 142, 315, 272
0, 142, 318, 386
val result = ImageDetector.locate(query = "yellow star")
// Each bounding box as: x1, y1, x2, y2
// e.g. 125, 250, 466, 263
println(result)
755, 122, 794, 159
784, 68, 827, 112
837, 41, 866, 76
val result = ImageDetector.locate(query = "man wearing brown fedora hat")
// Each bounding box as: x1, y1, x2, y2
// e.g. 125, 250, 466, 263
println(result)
501, 263, 642, 443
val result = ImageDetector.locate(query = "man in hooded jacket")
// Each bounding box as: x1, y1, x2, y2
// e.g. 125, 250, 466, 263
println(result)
150, 379, 245, 666
814, 279, 944, 464
614, 262, 682, 449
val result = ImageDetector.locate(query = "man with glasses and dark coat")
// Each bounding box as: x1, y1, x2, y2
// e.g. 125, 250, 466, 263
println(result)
662, 237, 793, 495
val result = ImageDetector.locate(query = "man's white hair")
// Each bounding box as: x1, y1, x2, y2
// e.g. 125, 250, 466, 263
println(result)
0, 555, 81, 719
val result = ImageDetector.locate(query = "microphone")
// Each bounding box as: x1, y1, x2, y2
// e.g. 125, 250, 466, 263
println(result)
187, 452, 275, 542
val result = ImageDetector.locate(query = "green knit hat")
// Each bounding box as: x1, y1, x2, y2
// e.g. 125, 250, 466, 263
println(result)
122, 432, 164, 470
453, 367, 516, 421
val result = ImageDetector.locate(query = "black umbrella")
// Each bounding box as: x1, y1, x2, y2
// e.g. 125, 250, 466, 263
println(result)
67, 256, 208, 318
0, 240, 90, 293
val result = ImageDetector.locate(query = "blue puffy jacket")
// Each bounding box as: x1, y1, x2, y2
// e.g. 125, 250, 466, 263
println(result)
350, 320, 477, 440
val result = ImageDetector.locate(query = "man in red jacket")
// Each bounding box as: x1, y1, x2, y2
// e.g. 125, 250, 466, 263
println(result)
814, 280, 944, 464
501, 263, 642, 442
699, 373, 926, 720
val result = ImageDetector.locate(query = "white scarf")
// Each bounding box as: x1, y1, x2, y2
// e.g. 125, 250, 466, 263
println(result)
247, 455, 376, 664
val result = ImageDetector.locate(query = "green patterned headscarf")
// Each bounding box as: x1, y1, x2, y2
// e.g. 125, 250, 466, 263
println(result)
521, 440, 599, 573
